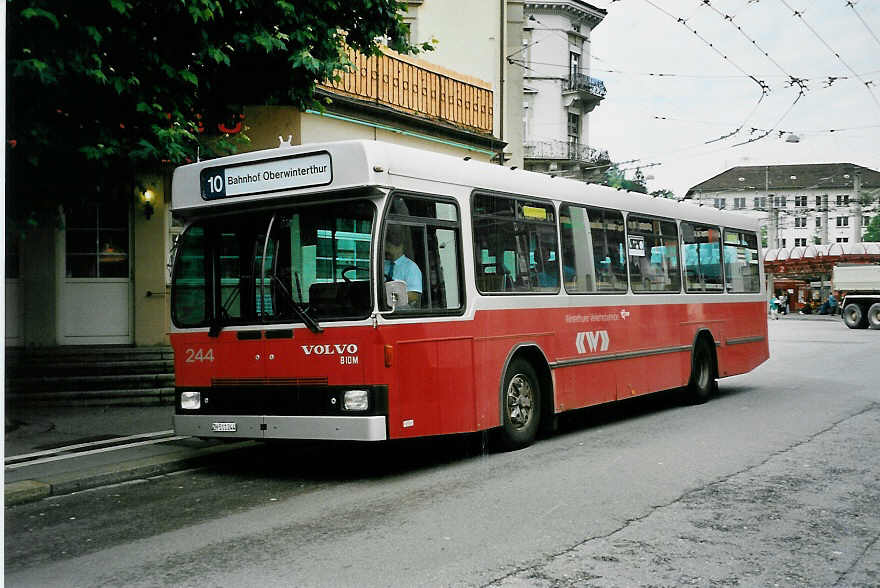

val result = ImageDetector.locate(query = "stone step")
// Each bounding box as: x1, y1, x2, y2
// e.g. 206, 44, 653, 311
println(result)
6, 387, 176, 408
6, 346, 174, 367
5, 346, 177, 407
8, 359, 175, 377
8, 373, 175, 392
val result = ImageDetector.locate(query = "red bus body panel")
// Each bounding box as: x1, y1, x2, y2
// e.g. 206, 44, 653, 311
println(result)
172, 299, 768, 440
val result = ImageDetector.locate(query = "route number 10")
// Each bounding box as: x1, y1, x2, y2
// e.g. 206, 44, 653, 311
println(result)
202, 171, 226, 200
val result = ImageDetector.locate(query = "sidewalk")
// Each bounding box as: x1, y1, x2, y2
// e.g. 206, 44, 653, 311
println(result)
772, 311, 841, 321
4, 405, 255, 506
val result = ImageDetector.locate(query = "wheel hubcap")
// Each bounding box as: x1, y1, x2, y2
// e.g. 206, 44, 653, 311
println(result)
506, 374, 533, 429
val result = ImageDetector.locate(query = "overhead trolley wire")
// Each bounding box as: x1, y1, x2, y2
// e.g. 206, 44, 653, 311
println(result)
640, 0, 772, 146
847, 0, 880, 50
780, 0, 880, 115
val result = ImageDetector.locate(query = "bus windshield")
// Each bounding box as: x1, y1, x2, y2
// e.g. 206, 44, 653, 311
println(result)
171, 200, 374, 332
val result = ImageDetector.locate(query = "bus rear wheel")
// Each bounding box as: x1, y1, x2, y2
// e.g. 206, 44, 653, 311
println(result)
496, 358, 541, 451
686, 340, 717, 404
867, 303, 880, 330
843, 303, 868, 329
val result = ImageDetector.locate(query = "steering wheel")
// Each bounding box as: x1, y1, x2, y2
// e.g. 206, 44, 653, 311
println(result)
337, 265, 359, 302
340, 265, 359, 284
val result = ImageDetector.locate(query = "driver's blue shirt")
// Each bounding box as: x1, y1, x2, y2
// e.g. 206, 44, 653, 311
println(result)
384, 254, 422, 293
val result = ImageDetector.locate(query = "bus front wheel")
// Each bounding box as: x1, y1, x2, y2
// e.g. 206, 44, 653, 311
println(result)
686, 340, 717, 404
497, 358, 541, 451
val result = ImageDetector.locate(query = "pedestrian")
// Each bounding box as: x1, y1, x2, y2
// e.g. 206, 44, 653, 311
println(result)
769, 295, 779, 320
817, 290, 838, 315
780, 292, 789, 315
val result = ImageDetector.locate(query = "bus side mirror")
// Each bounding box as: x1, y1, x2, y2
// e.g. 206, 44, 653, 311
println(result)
383, 280, 408, 313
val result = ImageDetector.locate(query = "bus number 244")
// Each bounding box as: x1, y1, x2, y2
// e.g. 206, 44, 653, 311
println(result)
185, 348, 215, 363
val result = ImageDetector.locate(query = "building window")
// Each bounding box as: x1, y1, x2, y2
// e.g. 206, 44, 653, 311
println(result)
864, 216, 871, 226
795, 195, 807, 207
733, 197, 745, 210
836, 237, 849, 243
753, 196, 766, 210
794, 217, 806, 228
836, 194, 849, 206
816, 217, 822, 228
714, 198, 726, 209
569, 52, 580, 79
836, 216, 849, 227
774, 195, 787, 208
6, 235, 20, 279
65, 203, 130, 278
567, 112, 580, 141
781, 238, 787, 247
794, 238, 807, 247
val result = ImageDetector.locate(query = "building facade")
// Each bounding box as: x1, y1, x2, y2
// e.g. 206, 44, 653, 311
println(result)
685, 163, 880, 249
520, 1, 609, 181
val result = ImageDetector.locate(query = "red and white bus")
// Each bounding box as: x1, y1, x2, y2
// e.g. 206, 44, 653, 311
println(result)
170, 140, 768, 449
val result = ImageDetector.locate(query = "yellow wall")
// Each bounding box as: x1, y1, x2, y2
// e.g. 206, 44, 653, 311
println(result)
300, 110, 494, 162
133, 174, 170, 345
242, 106, 302, 152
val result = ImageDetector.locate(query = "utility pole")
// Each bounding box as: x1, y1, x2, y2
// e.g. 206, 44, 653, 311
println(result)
853, 169, 862, 243
767, 166, 779, 248
822, 193, 829, 245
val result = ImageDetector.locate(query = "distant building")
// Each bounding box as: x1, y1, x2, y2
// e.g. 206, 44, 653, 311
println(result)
521, 1, 610, 182
685, 163, 880, 248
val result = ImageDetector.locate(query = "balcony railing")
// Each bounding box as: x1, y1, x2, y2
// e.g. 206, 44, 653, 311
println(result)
565, 73, 607, 99
319, 48, 494, 135
524, 140, 609, 164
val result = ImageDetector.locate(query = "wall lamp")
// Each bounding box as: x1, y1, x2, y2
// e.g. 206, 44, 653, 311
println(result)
140, 188, 155, 220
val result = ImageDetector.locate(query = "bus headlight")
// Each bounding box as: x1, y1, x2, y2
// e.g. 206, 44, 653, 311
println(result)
343, 389, 369, 411
180, 391, 201, 410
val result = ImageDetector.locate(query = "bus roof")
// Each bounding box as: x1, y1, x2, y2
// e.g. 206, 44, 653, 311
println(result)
172, 140, 760, 231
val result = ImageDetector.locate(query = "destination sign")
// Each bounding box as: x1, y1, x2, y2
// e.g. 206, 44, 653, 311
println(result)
200, 152, 332, 200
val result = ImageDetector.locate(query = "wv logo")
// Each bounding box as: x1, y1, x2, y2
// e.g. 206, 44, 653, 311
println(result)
576, 330, 610, 354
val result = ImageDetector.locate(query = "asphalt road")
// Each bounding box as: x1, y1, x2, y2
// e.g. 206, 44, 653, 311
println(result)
5, 320, 879, 587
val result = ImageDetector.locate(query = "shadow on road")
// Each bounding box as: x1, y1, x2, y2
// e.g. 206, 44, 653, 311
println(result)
206, 380, 763, 484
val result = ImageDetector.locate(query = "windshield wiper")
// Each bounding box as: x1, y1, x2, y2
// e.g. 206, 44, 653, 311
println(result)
271, 273, 323, 334
209, 285, 240, 337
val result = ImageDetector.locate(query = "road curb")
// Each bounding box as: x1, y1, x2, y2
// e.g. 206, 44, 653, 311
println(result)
5, 440, 258, 506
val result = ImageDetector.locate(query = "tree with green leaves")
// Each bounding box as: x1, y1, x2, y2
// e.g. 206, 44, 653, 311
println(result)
864, 214, 880, 242
601, 163, 647, 194
7, 0, 432, 226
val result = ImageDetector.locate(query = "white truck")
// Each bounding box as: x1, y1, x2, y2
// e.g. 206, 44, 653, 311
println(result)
834, 265, 880, 329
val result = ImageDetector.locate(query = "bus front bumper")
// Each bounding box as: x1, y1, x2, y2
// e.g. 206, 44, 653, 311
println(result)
173, 414, 387, 441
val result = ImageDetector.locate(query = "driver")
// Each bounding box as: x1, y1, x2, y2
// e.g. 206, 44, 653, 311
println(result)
384, 225, 422, 307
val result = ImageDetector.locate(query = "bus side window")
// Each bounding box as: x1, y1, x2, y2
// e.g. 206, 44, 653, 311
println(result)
628, 215, 681, 293
723, 229, 760, 292
682, 222, 723, 293
384, 193, 463, 313
472, 193, 558, 294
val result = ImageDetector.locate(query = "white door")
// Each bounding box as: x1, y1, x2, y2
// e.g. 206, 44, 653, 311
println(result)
60, 203, 132, 344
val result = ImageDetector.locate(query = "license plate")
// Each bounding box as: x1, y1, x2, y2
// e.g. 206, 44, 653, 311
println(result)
211, 422, 237, 432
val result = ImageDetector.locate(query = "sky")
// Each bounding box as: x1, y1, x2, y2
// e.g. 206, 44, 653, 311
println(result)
586, 0, 880, 197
